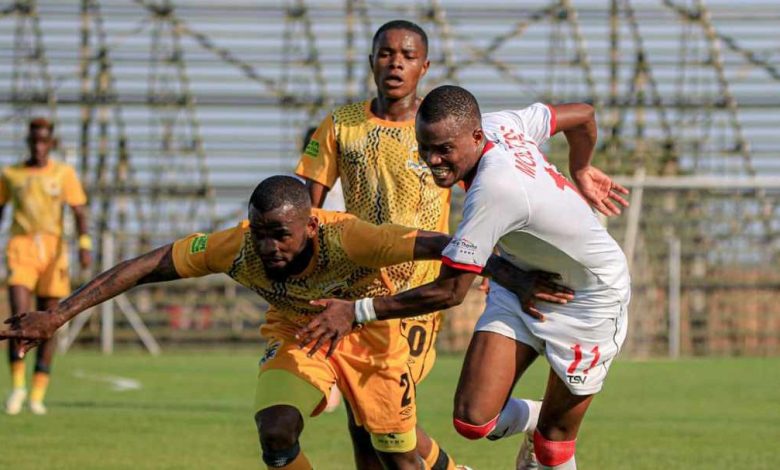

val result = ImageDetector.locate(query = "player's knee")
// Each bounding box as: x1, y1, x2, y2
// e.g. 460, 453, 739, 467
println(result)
255, 405, 303, 451
370, 429, 417, 454
261, 440, 303, 468
452, 414, 499, 440
533, 429, 576, 467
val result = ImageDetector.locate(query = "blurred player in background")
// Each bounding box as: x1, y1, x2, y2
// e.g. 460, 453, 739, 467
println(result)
299, 86, 630, 470
0, 176, 568, 469
0, 117, 91, 415
296, 20, 460, 470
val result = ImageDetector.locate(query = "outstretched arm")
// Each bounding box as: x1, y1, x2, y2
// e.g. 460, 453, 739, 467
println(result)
0, 244, 180, 350
298, 258, 573, 357
552, 103, 629, 216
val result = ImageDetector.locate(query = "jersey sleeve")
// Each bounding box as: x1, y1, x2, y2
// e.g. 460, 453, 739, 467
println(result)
294, 114, 339, 188
171, 222, 246, 278
441, 176, 530, 273
62, 165, 88, 206
501, 103, 556, 145
341, 218, 418, 269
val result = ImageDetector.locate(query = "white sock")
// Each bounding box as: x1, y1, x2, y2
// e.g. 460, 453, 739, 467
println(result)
487, 398, 542, 440
540, 456, 576, 469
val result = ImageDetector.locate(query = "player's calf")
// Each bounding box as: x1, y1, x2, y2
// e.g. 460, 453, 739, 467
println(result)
255, 405, 312, 470
371, 429, 420, 470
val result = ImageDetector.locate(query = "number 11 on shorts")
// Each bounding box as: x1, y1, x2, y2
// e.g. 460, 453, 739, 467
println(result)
567, 344, 600, 375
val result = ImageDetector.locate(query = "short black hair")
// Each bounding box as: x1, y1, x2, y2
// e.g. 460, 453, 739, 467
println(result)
249, 175, 311, 214
29, 117, 54, 134
418, 85, 481, 127
372, 20, 428, 56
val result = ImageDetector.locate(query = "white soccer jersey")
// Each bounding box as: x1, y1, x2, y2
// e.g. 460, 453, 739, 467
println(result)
441, 103, 630, 313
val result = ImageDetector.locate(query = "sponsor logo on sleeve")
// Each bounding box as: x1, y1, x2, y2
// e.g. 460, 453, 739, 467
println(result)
451, 238, 478, 258
190, 235, 208, 254
304, 140, 320, 158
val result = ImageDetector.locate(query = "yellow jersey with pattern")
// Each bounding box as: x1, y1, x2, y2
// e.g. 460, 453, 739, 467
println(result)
171, 209, 418, 328
0, 160, 87, 237
295, 100, 450, 297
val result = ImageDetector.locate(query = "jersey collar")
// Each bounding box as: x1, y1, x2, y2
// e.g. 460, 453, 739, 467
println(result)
462, 140, 494, 192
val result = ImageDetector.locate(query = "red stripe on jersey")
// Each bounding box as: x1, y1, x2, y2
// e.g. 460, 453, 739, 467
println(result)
546, 104, 557, 136
463, 140, 496, 191
442, 256, 484, 274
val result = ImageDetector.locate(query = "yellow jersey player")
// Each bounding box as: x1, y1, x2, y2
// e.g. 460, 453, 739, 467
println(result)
0, 176, 568, 470
0, 117, 91, 416
295, 20, 454, 470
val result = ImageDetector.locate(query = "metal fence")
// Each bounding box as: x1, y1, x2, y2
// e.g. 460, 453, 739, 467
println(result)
0, 0, 776, 356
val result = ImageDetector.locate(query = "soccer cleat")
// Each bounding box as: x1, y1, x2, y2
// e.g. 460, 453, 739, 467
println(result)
5, 388, 27, 415
516, 429, 538, 470
29, 400, 47, 415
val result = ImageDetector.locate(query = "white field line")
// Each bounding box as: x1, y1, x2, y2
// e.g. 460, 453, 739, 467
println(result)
72, 369, 143, 392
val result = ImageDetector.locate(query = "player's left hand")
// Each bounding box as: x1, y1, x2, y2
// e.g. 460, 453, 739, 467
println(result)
296, 299, 356, 358
79, 248, 92, 269
0, 311, 63, 357
571, 165, 629, 216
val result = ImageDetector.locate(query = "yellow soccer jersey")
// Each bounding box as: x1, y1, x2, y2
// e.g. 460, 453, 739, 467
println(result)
295, 100, 450, 292
171, 209, 418, 328
0, 160, 87, 237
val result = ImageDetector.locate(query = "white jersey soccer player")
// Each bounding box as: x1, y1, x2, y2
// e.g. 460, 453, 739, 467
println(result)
299, 85, 631, 470
443, 102, 630, 395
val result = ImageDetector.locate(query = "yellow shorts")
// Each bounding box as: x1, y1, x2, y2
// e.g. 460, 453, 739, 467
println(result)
255, 319, 416, 435
6, 234, 70, 298
401, 313, 440, 384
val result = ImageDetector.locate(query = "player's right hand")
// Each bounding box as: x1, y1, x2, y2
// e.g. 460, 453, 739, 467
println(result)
0, 311, 63, 357
510, 271, 574, 321
296, 299, 356, 358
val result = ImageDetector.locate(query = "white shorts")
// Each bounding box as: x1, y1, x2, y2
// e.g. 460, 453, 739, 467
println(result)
475, 282, 629, 395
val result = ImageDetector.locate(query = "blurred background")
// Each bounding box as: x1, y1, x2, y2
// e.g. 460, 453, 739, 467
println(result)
0, 0, 777, 357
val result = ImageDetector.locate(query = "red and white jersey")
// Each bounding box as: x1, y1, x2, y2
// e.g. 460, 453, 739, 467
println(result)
441, 103, 630, 312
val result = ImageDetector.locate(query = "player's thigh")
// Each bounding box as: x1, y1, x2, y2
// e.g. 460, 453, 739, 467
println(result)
36, 241, 70, 298
335, 325, 417, 447
8, 284, 32, 315
400, 315, 438, 384
254, 335, 335, 419
454, 331, 538, 424
455, 284, 542, 423
6, 236, 40, 296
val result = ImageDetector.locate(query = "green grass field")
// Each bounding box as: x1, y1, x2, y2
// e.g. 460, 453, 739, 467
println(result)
0, 350, 778, 469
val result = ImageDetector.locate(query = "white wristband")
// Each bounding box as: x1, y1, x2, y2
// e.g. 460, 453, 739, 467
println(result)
354, 298, 377, 324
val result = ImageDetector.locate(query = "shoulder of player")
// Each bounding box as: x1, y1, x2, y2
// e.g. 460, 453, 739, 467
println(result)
469, 160, 527, 201
311, 208, 356, 227
331, 100, 369, 124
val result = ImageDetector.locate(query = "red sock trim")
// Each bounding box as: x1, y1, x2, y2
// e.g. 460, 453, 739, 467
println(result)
533, 430, 576, 467
452, 415, 499, 440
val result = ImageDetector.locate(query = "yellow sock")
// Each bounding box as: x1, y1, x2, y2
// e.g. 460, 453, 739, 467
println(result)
267, 451, 312, 470
10, 361, 25, 389
423, 439, 456, 470
29, 372, 50, 403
